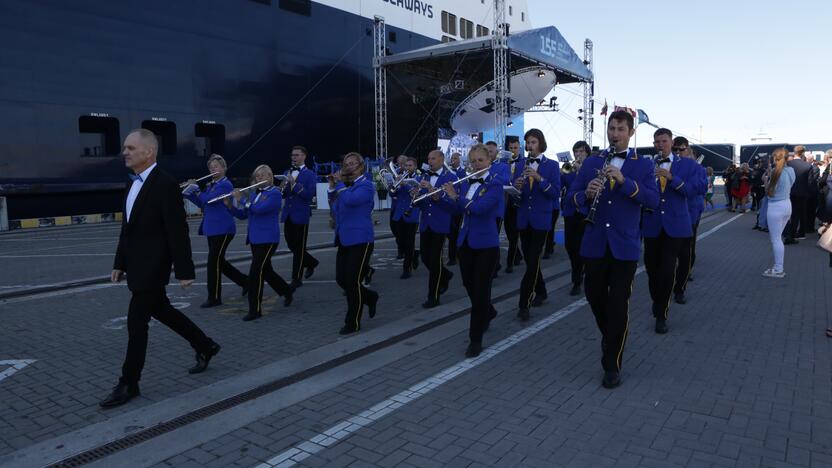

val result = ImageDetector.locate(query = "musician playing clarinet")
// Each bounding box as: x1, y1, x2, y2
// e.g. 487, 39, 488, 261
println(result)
567, 110, 658, 389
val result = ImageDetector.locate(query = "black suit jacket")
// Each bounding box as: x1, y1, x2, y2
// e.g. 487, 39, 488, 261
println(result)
788, 159, 811, 197
114, 166, 195, 292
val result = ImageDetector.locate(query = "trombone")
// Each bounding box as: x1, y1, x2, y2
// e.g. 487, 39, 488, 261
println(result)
411, 166, 490, 204
206, 180, 269, 204
179, 172, 219, 188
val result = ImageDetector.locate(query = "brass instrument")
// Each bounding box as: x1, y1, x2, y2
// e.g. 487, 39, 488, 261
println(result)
561, 161, 576, 174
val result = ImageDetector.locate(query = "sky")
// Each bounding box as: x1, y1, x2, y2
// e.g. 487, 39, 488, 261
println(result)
524, 0, 832, 152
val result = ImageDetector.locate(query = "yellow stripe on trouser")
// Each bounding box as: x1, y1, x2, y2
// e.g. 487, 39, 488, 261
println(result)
679, 240, 694, 292
663, 257, 678, 320
216, 234, 231, 298
297, 223, 309, 281
354, 244, 371, 330
257, 244, 275, 314
433, 237, 443, 301
615, 277, 635, 371
526, 233, 544, 309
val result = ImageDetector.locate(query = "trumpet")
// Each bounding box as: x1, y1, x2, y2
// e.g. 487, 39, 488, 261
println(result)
411, 166, 490, 204
207, 180, 269, 204
561, 161, 576, 174
585, 146, 616, 225
179, 172, 219, 188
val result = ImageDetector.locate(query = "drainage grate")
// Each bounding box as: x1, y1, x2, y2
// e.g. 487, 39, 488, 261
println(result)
49, 269, 569, 467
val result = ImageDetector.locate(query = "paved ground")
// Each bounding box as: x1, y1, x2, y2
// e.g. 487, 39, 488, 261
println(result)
2, 203, 830, 468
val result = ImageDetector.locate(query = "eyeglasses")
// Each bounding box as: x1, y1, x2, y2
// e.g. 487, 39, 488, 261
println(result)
672, 146, 688, 152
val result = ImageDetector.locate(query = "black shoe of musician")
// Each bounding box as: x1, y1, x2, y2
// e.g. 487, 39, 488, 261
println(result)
531, 295, 547, 307
284, 286, 296, 307
569, 283, 581, 296
304, 265, 315, 280
189, 340, 221, 374
465, 342, 482, 358
200, 299, 222, 308
367, 291, 378, 318
290, 278, 303, 289
517, 308, 530, 322
242, 312, 261, 322
422, 299, 440, 309
99, 381, 140, 408
412, 252, 420, 270
674, 292, 687, 305
655, 318, 668, 334
783, 238, 798, 245
602, 371, 622, 389
339, 326, 358, 335
439, 271, 453, 295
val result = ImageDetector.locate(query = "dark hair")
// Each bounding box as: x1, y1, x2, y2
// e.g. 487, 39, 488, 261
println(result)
608, 110, 634, 130
292, 145, 308, 156
485, 141, 498, 147
523, 128, 548, 153
572, 140, 591, 154
672, 136, 689, 146
653, 128, 673, 139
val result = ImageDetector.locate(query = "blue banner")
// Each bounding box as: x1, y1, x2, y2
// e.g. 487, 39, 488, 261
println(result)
507, 27, 592, 83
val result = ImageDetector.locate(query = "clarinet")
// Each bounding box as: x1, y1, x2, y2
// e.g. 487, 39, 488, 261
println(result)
584, 146, 616, 225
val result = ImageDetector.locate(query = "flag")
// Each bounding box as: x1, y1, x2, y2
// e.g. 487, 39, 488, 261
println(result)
600, 99, 608, 116
637, 109, 650, 125
614, 105, 638, 119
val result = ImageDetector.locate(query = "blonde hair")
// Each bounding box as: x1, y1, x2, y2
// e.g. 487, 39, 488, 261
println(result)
252, 164, 274, 186
767, 148, 787, 197
468, 143, 490, 161
207, 154, 227, 169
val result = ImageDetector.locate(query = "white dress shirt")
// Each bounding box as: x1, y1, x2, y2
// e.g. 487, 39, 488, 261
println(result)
429, 167, 444, 187
465, 171, 489, 200
126, 163, 157, 222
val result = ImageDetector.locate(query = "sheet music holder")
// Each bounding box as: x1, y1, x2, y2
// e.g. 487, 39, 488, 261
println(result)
503, 185, 521, 197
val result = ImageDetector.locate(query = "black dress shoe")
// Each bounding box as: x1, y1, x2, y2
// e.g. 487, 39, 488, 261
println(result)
200, 299, 222, 308
531, 295, 547, 307
674, 292, 687, 304
367, 292, 378, 318
339, 326, 358, 335
517, 308, 530, 322
602, 371, 622, 389
422, 299, 440, 309
290, 278, 303, 289
439, 271, 453, 295
99, 382, 140, 408
412, 252, 420, 270
655, 318, 668, 334
304, 265, 316, 280
284, 286, 295, 307
242, 312, 261, 322
400, 270, 412, 279
189, 340, 221, 374
783, 238, 798, 245
569, 283, 581, 296
465, 342, 482, 358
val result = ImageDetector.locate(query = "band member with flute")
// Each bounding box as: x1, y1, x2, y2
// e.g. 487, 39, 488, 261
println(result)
567, 110, 658, 388
441, 144, 502, 358
411, 150, 458, 308
391, 157, 421, 279
512, 129, 560, 322
281, 145, 320, 288
182, 154, 248, 308
329, 152, 379, 334
485, 140, 509, 276
561, 141, 590, 295
447, 152, 466, 265
672, 137, 708, 303
225, 165, 295, 322
643, 128, 702, 334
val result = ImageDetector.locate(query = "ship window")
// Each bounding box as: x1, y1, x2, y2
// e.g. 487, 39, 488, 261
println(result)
388, 31, 397, 43
441, 35, 456, 43
79, 116, 121, 157
460, 18, 474, 39
441, 11, 457, 36
509, 6, 513, 16
194, 123, 226, 159
521, 12, 525, 21
141, 120, 177, 156
476, 25, 489, 37
279, 0, 310, 16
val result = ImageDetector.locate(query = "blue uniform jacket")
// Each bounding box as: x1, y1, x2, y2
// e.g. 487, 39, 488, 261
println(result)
414, 168, 458, 234
568, 149, 659, 261
688, 164, 708, 225
331, 175, 375, 246
513, 155, 561, 231
184, 177, 237, 236
452, 173, 503, 249
641, 155, 703, 238
227, 186, 282, 245
281, 167, 316, 224
560, 172, 580, 216
490, 160, 509, 218
390, 182, 420, 224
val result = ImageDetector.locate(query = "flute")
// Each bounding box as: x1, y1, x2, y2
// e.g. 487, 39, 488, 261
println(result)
179, 172, 219, 188
412, 166, 490, 204
207, 180, 268, 204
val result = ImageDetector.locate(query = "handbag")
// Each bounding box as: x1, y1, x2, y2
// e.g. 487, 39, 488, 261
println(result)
818, 224, 832, 253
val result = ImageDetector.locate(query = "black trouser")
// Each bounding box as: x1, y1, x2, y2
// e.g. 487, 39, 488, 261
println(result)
421, 229, 451, 302
504, 203, 522, 267
806, 194, 818, 233
583, 247, 638, 373
401, 222, 419, 273
459, 243, 499, 345
284, 219, 319, 281
121, 287, 211, 385
518, 227, 548, 309
786, 195, 807, 239
495, 218, 503, 270
644, 230, 688, 320
673, 222, 699, 295
448, 215, 461, 262
206, 234, 247, 302
336, 242, 376, 331
563, 214, 586, 286
390, 213, 403, 257
544, 210, 561, 255
248, 243, 291, 315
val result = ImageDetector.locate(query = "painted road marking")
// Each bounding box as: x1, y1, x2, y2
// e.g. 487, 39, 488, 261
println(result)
0, 360, 37, 383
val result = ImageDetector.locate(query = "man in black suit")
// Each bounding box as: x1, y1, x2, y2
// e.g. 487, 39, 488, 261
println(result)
784, 149, 812, 244
100, 129, 221, 408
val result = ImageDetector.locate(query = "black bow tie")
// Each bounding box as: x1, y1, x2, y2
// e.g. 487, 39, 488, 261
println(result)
655, 157, 671, 165
469, 178, 485, 185
291, 166, 301, 171
427, 171, 440, 177
527, 157, 540, 165
509, 158, 519, 165
612, 151, 628, 159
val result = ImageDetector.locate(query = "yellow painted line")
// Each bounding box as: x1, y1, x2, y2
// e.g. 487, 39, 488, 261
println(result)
54, 216, 72, 226
19, 219, 39, 229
